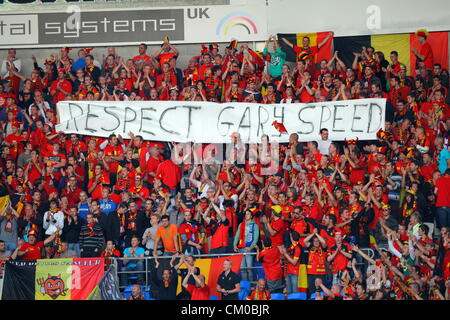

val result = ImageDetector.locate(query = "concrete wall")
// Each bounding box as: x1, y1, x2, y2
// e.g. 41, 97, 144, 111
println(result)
0, 0, 230, 12
0, 41, 265, 78
267, 0, 450, 37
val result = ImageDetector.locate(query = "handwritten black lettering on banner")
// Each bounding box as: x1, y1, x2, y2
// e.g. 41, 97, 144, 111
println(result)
56, 99, 386, 143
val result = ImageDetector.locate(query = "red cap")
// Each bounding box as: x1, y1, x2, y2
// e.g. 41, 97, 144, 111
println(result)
416, 29, 428, 38
58, 68, 66, 73
11, 120, 20, 128
6, 93, 17, 102
28, 229, 38, 237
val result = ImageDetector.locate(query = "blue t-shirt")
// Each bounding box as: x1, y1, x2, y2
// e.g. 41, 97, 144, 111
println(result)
78, 203, 90, 221
123, 247, 145, 268
438, 148, 450, 174
99, 199, 117, 216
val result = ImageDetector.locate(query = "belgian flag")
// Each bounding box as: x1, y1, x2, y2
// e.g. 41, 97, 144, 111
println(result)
176, 254, 243, 298
277, 31, 334, 64
333, 31, 448, 75
2, 258, 104, 300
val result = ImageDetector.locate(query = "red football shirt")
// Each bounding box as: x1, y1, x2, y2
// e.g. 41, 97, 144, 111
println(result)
104, 145, 124, 173
419, 42, 433, 70
158, 52, 177, 66
420, 163, 439, 182
259, 246, 283, 281
186, 284, 210, 300
50, 80, 72, 104
19, 242, 44, 260
155, 159, 182, 190
24, 162, 45, 185
327, 243, 352, 274
146, 155, 163, 184
435, 176, 450, 207
269, 217, 287, 247
286, 244, 302, 275
88, 172, 111, 200
132, 54, 151, 64
293, 45, 319, 64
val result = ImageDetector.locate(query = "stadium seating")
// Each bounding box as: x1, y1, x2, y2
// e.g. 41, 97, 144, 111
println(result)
238, 280, 251, 300
287, 292, 307, 300
122, 284, 144, 299
144, 292, 155, 300
309, 292, 325, 300
252, 261, 266, 280
270, 293, 285, 300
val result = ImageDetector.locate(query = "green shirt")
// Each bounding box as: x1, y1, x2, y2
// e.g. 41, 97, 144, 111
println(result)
263, 47, 286, 77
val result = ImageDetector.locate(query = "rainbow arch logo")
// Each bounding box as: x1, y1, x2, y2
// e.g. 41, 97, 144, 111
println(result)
215, 12, 258, 36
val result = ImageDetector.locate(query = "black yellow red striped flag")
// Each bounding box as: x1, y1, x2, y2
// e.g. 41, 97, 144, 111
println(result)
2, 258, 104, 300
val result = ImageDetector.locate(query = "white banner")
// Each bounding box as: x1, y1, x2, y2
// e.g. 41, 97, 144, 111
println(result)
56, 99, 386, 143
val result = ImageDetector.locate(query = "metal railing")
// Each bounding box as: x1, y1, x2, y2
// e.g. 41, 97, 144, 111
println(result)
111, 248, 376, 293
111, 252, 257, 291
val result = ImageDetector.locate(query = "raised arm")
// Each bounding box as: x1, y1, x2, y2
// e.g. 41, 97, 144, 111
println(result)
318, 32, 333, 50
351, 244, 376, 265
281, 38, 294, 49
352, 53, 361, 70
43, 230, 59, 246
182, 268, 192, 289
191, 272, 205, 288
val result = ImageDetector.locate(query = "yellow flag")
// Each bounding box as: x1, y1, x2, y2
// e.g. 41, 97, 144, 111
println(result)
0, 195, 11, 216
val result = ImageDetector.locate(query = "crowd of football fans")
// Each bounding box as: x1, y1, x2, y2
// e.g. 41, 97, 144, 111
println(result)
0, 32, 449, 300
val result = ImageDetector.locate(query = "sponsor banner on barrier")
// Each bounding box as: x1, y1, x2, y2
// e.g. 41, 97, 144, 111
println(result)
56, 98, 386, 144
0, 1, 267, 48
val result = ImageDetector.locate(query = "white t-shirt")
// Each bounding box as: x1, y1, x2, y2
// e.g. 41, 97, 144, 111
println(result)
317, 139, 331, 155
43, 210, 64, 235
